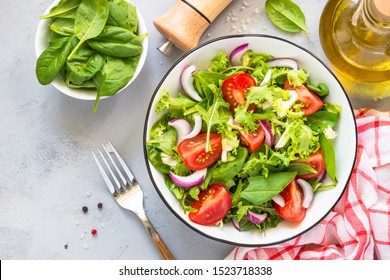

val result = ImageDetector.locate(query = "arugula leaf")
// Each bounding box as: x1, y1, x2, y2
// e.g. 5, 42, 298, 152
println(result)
265, 0, 309, 33
241, 171, 297, 205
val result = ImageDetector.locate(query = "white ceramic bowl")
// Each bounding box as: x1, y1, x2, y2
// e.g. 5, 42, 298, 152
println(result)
144, 35, 357, 246
35, 0, 148, 100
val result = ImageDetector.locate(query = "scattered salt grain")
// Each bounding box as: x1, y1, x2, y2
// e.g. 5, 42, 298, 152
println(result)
75, 220, 80, 225
80, 231, 86, 240
85, 191, 91, 197
254, 8, 260, 14
82, 243, 89, 250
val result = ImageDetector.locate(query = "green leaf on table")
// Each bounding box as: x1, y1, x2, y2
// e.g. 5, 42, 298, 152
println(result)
265, 0, 308, 33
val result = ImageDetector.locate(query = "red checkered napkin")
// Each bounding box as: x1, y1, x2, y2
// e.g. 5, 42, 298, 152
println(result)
226, 109, 390, 260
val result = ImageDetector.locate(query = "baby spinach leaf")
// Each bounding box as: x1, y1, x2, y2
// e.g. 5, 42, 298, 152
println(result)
69, 0, 109, 58
319, 133, 337, 183
92, 55, 140, 112
265, 0, 308, 33
66, 43, 104, 85
50, 18, 75, 36
240, 171, 297, 205
41, 0, 81, 19
107, 0, 138, 33
87, 26, 145, 57
36, 35, 78, 85
211, 147, 248, 185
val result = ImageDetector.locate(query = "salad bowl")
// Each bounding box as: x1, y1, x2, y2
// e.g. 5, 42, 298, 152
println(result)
144, 35, 357, 246
35, 0, 148, 102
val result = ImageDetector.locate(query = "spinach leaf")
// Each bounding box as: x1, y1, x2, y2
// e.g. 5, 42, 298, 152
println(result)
92, 55, 139, 112
193, 71, 226, 99
319, 133, 337, 183
107, 0, 138, 33
240, 171, 297, 205
36, 35, 78, 85
307, 81, 329, 98
50, 18, 75, 36
66, 77, 96, 88
265, 0, 308, 33
87, 26, 145, 57
69, 0, 109, 58
66, 43, 104, 85
41, 0, 81, 19
211, 147, 248, 185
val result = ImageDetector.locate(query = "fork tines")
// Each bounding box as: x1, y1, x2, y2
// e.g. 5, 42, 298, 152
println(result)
92, 141, 135, 195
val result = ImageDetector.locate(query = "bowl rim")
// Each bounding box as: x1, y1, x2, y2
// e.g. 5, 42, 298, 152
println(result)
143, 34, 358, 247
34, 0, 148, 101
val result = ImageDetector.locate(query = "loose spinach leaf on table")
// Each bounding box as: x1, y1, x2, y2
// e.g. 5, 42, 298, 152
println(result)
87, 26, 145, 57
69, 0, 109, 58
265, 0, 308, 33
41, 0, 81, 19
36, 35, 79, 85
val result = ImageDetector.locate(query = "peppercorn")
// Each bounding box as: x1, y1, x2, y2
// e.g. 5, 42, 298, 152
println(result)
97, 202, 103, 209
82, 206, 88, 213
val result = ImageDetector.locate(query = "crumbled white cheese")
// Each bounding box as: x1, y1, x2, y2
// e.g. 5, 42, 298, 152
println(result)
324, 125, 338, 141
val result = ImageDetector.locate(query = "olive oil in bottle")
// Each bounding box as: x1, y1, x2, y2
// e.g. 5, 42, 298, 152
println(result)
319, 0, 390, 99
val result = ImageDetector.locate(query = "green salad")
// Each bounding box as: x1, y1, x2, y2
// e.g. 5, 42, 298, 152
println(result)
147, 46, 340, 232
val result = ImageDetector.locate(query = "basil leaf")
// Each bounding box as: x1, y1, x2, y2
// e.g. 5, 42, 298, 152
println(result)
36, 35, 78, 85
319, 133, 337, 183
265, 0, 308, 33
240, 171, 297, 205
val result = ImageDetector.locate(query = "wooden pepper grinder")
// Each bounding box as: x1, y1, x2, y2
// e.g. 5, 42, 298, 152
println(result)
154, 0, 233, 55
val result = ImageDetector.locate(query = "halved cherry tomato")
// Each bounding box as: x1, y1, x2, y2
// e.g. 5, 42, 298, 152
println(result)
221, 73, 257, 111
294, 149, 325, 180
273, 179, 306, 222
189, 184, 232, 225
239, 124, 265, 154
177, 133, 222, 171
284, 79, 324, 115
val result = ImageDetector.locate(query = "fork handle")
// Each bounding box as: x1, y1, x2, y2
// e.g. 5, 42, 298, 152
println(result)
141, 217, 175, 260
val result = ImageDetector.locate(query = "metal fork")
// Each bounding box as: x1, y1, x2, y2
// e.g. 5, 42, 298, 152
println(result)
92, 141, 174, 260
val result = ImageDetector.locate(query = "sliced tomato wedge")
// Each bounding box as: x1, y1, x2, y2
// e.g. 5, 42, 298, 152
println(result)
221, 73, 257, 111
189, 184, 232, 225
284, 79, 324, 115
239, 124, 265, 154
294, 149, 326, 180
177, 133, 222, 171
273, 179, 306, 222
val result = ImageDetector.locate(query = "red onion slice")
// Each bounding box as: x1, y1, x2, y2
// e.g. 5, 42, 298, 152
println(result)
272, 194, 285, 207
180, 65, 202, 101
267, 58, 298, 70
297, 178, 314, 208
168, 119, 191, 143
229, 43, 249, 66
231, 217, 241, 231
259, 120, 274, 147
183, 114, 202, 139
169, 168, 207, 189
318, 170, 327, 182
246, 210, 267, 224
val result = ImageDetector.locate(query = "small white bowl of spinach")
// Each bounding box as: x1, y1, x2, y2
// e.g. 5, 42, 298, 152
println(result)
35, 0, 148, 112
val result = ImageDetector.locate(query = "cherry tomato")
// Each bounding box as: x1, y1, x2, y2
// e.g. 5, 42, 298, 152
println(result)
284, 79, 324, 115
294, 149, 326, 180
239, 124, 265, 154
189, 184, 232, 225
273, 179, 306, 222
221, 73, 257, 111
177, 133, 222, 171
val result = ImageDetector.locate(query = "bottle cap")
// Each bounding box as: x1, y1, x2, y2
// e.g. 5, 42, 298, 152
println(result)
372, 0, 390, 20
